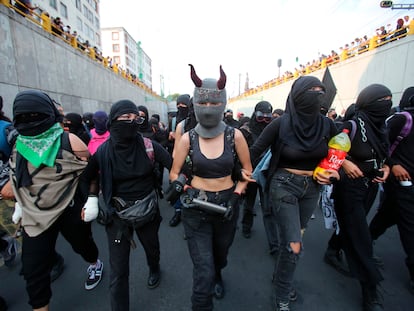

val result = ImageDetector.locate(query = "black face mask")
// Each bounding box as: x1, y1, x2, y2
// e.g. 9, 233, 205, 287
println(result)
296, 91, 324, 115
110, 120, 139, 143
331, 113, 338, 119
176, 106, 189, 123
364, 100, 392, 125
14, 115, 55, 136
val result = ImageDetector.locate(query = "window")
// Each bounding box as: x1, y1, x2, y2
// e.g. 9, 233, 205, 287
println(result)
76, 0, 81, 11
60, 2, 68, 18
125, 46, 129, 55
112, 32, 119, 40
95, 33, 101, 46
113, 44, 120, 52
114, 56, 120, 64
50, 0, 57, 9
95, 17, 99, 29
77, 17, 83, 32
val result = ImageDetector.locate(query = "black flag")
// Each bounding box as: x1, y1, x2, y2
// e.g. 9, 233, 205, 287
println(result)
321, 67, 337, 111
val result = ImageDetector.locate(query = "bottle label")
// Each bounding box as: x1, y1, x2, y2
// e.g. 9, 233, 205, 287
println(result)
318, 149, 347, 171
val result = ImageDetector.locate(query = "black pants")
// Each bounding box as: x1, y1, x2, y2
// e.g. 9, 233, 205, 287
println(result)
105, 211, 162, 311
22, 206, 99, 309
182, 188, 239, 311
333, 175, 383, 285
369, 180, 414, 280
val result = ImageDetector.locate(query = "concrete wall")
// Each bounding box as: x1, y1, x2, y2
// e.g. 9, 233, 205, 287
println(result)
0, 5, 168, 122
228, 35, 414, 117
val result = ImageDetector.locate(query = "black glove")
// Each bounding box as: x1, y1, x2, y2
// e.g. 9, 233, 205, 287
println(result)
165, 174, 187, 204
224, 192, 241, 221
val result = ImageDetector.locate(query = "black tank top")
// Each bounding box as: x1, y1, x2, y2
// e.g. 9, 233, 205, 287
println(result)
190, 127, 235, 178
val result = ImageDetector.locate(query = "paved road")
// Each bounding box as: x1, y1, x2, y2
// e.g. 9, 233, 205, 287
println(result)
1, 189, 413, 310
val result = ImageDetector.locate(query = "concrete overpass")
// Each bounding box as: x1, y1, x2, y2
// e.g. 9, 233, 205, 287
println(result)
0, 4, 168, 122
227, 34, 414, 117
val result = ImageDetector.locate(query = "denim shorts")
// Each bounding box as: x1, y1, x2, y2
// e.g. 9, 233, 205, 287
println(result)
269, 169, 320, 245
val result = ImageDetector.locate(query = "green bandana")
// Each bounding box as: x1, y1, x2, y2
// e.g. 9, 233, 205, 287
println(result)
16, 123, 64, 168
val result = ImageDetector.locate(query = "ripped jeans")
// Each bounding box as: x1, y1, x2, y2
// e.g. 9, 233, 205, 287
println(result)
269, 169, 320, 302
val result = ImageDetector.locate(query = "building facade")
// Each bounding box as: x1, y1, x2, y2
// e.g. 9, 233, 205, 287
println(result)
101, 27, 152, 89
34, 0, 101, 49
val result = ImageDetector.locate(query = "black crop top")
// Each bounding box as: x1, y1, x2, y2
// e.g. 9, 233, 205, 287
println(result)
190, 128, 235, 178
278, 140, 329, 170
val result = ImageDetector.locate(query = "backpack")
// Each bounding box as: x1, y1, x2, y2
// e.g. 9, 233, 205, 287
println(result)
387, 111, 413, 155
0, 120, 12, 159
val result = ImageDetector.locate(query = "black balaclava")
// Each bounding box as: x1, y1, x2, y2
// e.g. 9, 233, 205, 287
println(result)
279, 76, 331, 151
399, 87, 414, 111
354, 84, 392, 160
13, 90, 62, 136
249, 101, 273, 138
93, 110, 108, 135
83, 112, 94, 130
137, 105, 152, 135
107, 100, 150, 186
109, 100, 140, 143
355, 84, 392, 127
176, 94, 191, 123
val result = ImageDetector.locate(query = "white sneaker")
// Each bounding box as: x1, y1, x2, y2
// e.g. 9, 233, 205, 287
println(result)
85, 259, 103, 290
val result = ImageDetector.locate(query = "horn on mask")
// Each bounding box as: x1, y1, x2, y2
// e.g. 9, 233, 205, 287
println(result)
217, 65, 226, 90
189, 64, 202, 87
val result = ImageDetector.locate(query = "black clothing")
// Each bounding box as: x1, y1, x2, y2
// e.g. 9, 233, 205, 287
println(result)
191, 129, 234, 179
223, 117, 239, 128
65, 113, 90, 145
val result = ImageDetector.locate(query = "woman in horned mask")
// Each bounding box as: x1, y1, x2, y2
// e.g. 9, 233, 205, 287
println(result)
169, 65, 253, 310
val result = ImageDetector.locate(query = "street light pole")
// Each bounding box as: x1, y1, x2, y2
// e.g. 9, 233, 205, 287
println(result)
137, 41, 143, 81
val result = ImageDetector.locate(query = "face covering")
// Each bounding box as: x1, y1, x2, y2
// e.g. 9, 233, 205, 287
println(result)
110, 120, 139, 143
14, 114, 56, 136
176, 106, 189, 123
295, 91, 324, 115
363, 100, 392, 125
194, 104, 224, 128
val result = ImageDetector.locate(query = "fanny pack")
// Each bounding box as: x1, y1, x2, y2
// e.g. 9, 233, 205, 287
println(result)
112, 190, 158, 228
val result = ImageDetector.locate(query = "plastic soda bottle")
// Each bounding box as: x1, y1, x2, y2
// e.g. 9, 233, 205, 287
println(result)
313, 129, 351, 180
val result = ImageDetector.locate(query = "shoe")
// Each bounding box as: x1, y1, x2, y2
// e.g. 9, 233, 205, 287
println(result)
275, 300, 290, 311
242, 228, 251, 239
324, 247, 351, 277
169, 211, 181, 227
0, 236, 18, 267
213, 278, 225, 299
85, 259, 103, 290
51, 253, 65, 282
0, 295, 7, 311
311, 213, 316, 219
289, 288, 297, 302
361, 284, 383, 311
147, 266, 161, 289
372, 254, 384, 268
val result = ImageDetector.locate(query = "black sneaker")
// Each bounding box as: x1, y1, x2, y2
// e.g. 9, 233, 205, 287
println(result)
289, 288, 297, 302
242, 228, 251, 239
0, 236, 18, 267
85, 259, 103, 290
324, 248, 351, 277
213, 278, 225, 299
275, 301, 290, 311
0, 295, 7, 311
147, 266, 161, 289
169, 211, 181, 227
51, 253, 65, 282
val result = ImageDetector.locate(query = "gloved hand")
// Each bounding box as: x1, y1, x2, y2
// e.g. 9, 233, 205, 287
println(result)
82, 196, 99, 222
12, 201, 22, 224
224, 192, 241, 221
165, 174, 187, 204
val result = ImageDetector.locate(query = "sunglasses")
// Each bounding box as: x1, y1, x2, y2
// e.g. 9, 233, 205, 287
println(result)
255, 111, 272, 123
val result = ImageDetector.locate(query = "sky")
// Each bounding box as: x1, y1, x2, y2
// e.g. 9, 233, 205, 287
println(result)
100, 0, 412, 98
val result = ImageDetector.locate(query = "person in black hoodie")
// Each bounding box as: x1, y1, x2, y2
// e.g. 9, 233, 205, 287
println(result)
239, 101, 279, 255
64, 112, 91, 145
369, 86, 414, 295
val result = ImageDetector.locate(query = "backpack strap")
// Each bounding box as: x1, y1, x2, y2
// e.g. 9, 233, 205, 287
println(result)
143, 137, 155, 164
389, 111, 413, 155
348, 119, 357, 141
